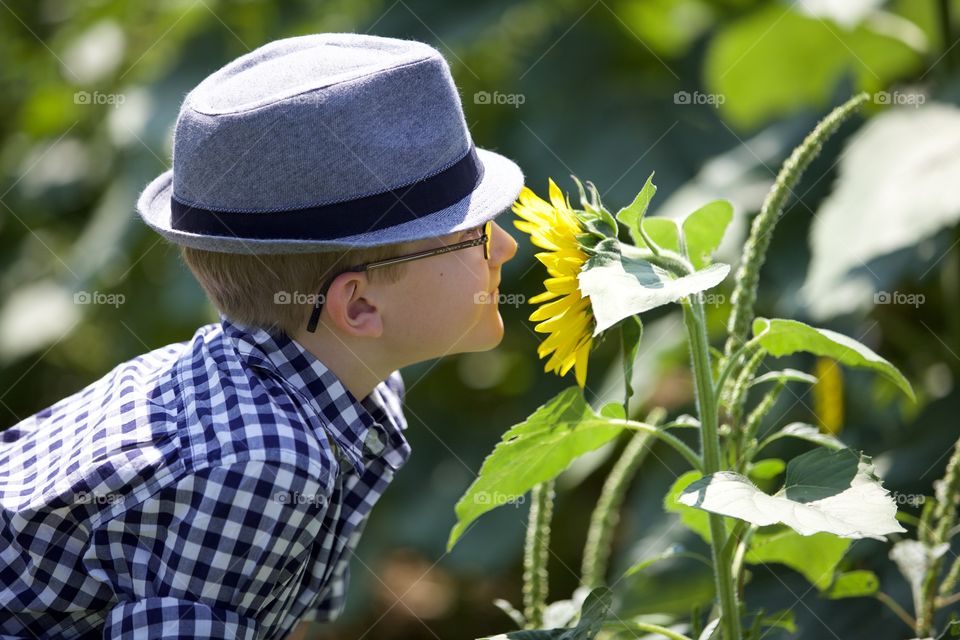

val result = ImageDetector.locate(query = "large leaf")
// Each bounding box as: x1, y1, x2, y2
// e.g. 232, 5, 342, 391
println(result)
752, 318, 915, 401
448, 388, 623, 550
679, 448, 905, 539
682, 200, 734, 269
580, 239, 730, 335
746, 526, 851, 590
801, 104, 960, 319
705, 3, 921, 128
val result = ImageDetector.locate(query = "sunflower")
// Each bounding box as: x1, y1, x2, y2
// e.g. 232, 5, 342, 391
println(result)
513, 179, 595, 388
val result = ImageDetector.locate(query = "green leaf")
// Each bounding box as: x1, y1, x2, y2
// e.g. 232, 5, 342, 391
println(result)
679, 448, 906, 539
749, 369, 817, 388
580, 239, 730, 335
682, 200, 734, 269
484, 587, 612, 639
752, 318, 915, 401
823, 570, 880, 599
704, 4, 921, 129
759, 422, 846, 452
641, 218, 680, 253
615, 173, 657, 246
755, 609, 798, 634
748, 458, 785, 481
746, 527, 851, 590
448, 388, 624, 550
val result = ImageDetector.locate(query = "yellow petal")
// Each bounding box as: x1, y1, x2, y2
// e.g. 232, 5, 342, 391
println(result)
529, 289, 561, 305
574, 337, 592, 388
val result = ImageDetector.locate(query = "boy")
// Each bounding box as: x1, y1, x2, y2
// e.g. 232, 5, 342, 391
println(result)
0, 33, 522, 639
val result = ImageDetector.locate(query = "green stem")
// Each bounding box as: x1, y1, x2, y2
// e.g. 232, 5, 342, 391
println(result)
616, 419, 704, 472
523, 480, 555, 628
722, 94, 869, 369
602, 621, 694, 640
581, 408, 665, 588
875, 591, 918, 631
682, 299, 742, 640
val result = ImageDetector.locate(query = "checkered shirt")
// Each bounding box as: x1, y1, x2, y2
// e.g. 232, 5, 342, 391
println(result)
0, 315, 412, 639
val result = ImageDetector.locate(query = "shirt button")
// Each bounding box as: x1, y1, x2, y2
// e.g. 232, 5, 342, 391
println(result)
364, 424, 386, 456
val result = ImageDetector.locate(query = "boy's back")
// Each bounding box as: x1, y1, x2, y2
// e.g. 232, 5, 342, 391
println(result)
1, 317, 410, 638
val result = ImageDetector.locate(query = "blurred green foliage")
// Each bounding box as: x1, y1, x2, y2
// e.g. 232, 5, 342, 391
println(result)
3, 0, 960, 638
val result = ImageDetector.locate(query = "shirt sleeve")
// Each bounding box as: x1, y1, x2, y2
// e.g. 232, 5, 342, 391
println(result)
82, 459, 332, 639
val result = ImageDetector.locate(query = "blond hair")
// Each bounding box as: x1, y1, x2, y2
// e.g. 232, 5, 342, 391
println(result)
180, 242, 413, 337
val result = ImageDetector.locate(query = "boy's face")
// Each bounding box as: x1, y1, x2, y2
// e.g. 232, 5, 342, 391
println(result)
380, 220, 518, 365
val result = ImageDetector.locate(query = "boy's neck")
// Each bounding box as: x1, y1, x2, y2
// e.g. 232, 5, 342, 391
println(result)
290, 328, 388, 402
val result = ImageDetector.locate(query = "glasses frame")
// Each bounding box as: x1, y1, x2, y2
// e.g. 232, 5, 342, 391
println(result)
305, 221, 491, 332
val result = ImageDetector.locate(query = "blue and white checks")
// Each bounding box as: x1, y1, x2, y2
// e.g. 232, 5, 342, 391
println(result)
0, 315, 411, 639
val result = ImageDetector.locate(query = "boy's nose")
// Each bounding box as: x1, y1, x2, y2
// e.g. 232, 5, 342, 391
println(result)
491, 222, 518, 265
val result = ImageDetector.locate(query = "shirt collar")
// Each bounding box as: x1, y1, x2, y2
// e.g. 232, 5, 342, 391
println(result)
219, 314, 406, 474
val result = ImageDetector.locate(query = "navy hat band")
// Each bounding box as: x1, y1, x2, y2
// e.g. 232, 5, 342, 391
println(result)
170, 146, 484, 242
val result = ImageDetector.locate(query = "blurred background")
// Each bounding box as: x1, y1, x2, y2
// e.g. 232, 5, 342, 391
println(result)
1, 0, 959, 638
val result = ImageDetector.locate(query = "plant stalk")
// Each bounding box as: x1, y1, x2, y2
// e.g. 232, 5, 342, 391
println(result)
581, 408, 665, 588
683, 299, 742, 640
523, 480, 555, 628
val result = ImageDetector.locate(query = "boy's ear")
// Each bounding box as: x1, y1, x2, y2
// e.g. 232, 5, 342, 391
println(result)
320, 272, 383, 338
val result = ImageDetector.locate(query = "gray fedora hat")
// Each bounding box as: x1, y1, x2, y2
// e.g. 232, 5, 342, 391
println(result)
136, 33, 524, 254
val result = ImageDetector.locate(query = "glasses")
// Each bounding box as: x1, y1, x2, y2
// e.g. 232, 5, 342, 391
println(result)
306, 221, 492, 332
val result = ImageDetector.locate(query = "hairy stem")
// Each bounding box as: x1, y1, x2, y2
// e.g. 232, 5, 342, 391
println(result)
523, 480, 555, 628
581, 408, 666, 588
917, 436, 960, 635
722, 94, 869, 367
